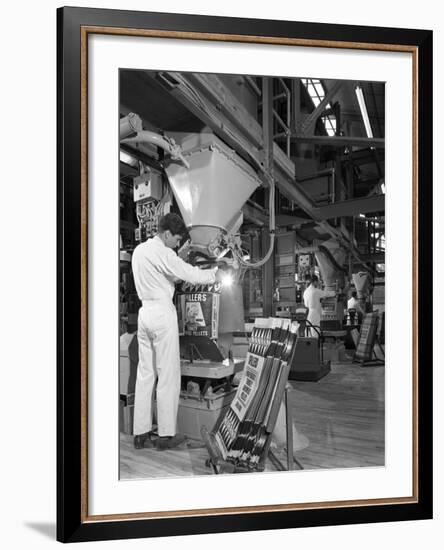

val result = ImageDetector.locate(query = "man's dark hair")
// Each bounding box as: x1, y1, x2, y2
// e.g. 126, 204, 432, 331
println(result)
158, 213, 187, 237
351, 290, 357, 299
311, 274, 319, 283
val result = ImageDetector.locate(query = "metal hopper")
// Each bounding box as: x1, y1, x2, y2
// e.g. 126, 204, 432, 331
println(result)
314, 239, 347, 291
164, 134, 261, 255
352, 271, 371, 298
165, 134, 260, 335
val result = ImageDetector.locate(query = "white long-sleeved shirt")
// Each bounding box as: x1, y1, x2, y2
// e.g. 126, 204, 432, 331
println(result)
131, 235, 216, 302
303, 284, 336, 328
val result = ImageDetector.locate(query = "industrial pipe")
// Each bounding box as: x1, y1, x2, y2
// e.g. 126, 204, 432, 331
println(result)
119, 112, 143, 140
121, 130, 190, 169
237, 175, 276, 268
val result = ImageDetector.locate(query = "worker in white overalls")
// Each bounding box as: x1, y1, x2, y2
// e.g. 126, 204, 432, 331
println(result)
303, 275, 335, 337
131, 213, 218, 450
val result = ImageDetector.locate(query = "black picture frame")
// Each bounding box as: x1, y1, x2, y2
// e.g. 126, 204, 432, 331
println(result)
57, 6, 433, 543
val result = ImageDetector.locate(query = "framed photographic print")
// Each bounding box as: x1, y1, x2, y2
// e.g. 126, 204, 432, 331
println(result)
57, 6, 433, 543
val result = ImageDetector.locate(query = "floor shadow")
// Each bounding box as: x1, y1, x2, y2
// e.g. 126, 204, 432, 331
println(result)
24, 522, 56, 540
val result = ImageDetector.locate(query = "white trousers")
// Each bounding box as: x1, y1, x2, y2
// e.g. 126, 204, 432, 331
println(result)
307, 308, 321, 338
133, 300, 180, 437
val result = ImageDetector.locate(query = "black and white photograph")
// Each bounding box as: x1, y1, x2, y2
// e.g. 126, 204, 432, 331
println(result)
50, 2, 434, 544
118, 70, 386, 480
0, 0, 439, 546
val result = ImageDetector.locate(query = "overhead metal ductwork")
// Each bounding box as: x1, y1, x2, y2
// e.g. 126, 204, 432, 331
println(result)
120, 112, 190, 168
119, 112, 143, 139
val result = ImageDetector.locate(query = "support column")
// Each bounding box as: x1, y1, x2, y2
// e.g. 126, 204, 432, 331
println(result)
262, 228, 273, 316
262, 77, 274, 317
291, 78, 301, 135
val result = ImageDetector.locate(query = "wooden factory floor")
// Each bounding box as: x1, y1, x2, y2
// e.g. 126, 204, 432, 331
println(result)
119, 362, 385, 480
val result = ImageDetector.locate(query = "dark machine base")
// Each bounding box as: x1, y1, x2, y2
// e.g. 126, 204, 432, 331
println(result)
288, 336, 331, 381
289, 361, 331, 381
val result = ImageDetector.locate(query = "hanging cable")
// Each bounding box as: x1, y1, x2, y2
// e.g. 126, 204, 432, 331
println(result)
236, 175, 276, 268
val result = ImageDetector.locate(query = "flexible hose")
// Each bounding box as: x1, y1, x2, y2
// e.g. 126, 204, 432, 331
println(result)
238, 176, 276, 268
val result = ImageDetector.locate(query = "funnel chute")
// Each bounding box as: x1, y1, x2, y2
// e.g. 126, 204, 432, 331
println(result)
165, 134, 259, 334
315, 239, 347, 291
164, 134, 261, 254
352, 272, 371, 298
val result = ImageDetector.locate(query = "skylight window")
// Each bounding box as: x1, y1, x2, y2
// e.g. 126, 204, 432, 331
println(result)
302, 78, 337, 137
322, 116, 336, 136
314, 82, 324, 97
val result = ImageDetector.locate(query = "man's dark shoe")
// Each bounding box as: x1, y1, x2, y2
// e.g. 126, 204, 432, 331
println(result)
155, 434, 186, 450
134, 432, 155, 449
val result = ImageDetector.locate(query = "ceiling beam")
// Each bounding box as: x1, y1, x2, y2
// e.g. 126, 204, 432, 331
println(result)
243, 202, 309, 229
314, 194, 385, 220
340, 109, 385, 123
242, 202, 268, 226
301, 81, 343, 134
275, 214, 308, 227
339, 147, 385, 164
290, 135, 385, 147
357, 251, 385, 263
152, 72, 359, 245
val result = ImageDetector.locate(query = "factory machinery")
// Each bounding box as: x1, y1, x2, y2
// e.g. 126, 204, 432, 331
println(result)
118, 111, 379, 447
288, 232, 379, 379
119, 114, 272, 440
